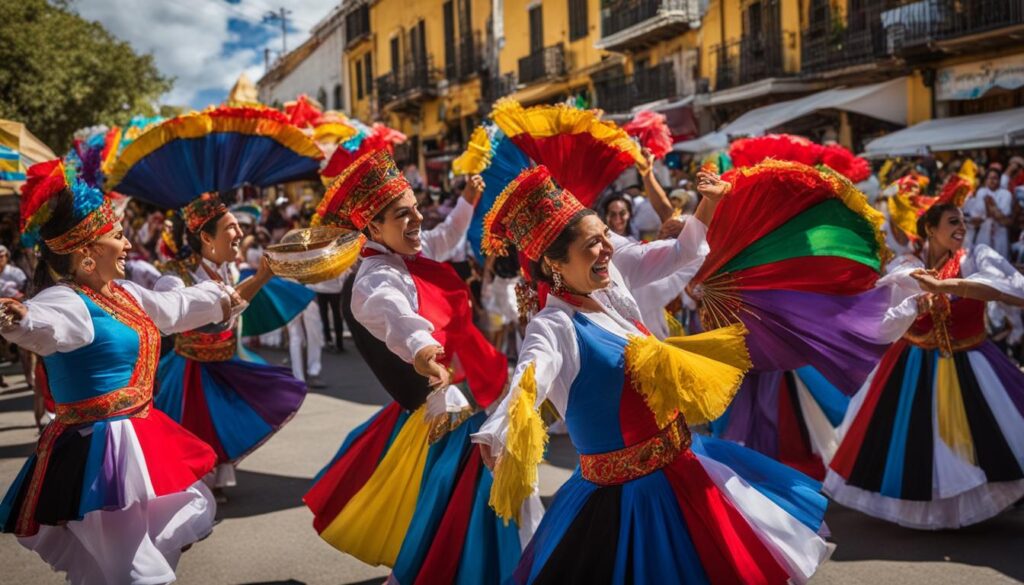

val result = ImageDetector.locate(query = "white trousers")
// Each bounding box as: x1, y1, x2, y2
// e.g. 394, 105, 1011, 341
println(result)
287, 301, 323, 381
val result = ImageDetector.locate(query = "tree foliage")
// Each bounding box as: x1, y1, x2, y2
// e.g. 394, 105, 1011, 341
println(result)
0, 0, 173, 151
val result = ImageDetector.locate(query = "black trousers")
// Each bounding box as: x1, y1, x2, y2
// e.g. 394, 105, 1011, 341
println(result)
317, 292, 345, 349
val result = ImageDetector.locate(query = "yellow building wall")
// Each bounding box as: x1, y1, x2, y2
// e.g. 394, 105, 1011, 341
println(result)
906, 70, 933, 125
499, 0, 607, 89
698, 0, 743, 88
780, 0, 802, 74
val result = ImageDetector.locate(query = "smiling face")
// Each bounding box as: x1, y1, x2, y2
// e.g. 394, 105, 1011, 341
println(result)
200, 212, 244, 264
546, 214, 614, 294
926, 208, 966, 253
366, 189, 423, 255
985, 170, 1000, 190
86, 222, 132, 281
605, 199, 631, 236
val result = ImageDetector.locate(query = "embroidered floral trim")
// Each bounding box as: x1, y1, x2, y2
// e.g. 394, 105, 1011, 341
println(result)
579, 417, 691, 486
43, 199, 119, 254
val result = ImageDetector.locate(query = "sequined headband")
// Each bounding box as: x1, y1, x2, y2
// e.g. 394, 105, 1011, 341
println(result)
43, 199, 120, 254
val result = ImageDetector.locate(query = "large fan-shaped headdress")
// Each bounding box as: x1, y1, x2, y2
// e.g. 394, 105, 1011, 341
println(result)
105, 106, 323, 208
728, 134, 871, 183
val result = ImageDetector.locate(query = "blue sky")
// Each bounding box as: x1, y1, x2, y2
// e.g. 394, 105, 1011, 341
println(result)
74, 0, 328, 109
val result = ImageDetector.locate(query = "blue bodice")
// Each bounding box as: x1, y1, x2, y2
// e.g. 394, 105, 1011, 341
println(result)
565, 314, 661, 455
43, 291, 139, 403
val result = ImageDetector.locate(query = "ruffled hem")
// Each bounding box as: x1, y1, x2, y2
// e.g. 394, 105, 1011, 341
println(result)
824, 470, 1024, 530
17, 479, 215, 585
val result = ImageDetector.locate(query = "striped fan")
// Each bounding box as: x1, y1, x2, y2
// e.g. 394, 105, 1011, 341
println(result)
452, 124, 532, 257
320, 121, 406, 182
105, 106, 323, 208
690, 161, 892, 393
490, 99, 645, 206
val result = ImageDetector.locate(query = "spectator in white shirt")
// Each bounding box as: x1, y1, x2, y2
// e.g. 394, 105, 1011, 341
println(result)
965, 168, 1014, 258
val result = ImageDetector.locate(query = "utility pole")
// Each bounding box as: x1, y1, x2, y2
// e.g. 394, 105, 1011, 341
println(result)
263, 7, 293, 55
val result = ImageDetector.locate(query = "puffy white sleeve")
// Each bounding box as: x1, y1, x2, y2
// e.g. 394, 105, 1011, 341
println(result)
351, 266, 439, 363
963, 245, 1024, 302
611, 217, 709, 290
119, 280, 229, 335
2, 286, 94, 356
420, 197, 474, 262
874, 253, 925, 342
153, 273, 187, 293
472, 308, 579, 458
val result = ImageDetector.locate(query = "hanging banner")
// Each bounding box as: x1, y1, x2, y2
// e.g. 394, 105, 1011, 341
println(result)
936, 53, 1024, 101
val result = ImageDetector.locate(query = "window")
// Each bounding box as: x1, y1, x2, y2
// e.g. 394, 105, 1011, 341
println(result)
444, 1, 457, 79
391, 36, 401, 75
364, 53, 373, 95
355, 61, 364, 100
333, 84, 343, 110
345, 4, 370, 46
317, 87, 328, 108
528, 5, 543, 53
568, 0, 588, 41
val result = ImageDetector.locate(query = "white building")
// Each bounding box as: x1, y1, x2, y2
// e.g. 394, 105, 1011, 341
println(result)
257, 5, 348, 113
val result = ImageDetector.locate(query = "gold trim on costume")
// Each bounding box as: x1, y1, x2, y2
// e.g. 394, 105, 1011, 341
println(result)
580, 417, 692, 486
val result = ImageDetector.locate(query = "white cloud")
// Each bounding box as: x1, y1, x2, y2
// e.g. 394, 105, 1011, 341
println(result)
73, 0, 335, 108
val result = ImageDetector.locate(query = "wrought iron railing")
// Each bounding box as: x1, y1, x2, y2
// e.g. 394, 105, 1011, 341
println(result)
518, 44, 567, 85
601, 0, 693, 37
883, 0, 1024, 52
376, 58, 440, 109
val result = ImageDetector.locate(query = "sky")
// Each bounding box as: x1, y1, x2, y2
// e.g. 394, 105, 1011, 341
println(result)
73, 0, 335, 109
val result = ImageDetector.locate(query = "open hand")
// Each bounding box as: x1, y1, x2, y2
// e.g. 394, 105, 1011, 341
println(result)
414, 345, 451, 390
910, 269, 949, 294
696, 171, 731, 202
463, 175, 486, 206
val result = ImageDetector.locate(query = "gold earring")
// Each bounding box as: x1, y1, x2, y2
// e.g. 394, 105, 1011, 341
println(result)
81, 257, 96, 274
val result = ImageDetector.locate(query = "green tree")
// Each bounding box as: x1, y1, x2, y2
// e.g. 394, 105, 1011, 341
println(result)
0, 0, 173, 152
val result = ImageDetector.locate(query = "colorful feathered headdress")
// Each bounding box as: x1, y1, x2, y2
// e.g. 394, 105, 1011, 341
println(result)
20, 159, 119, 253
314, 148, 411, 230
886, 173, 969, 241
483, 165, 586, 262
729, 134, 871, 183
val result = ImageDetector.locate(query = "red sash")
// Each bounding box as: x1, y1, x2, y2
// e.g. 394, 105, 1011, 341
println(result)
904, 249, 986, 353
362, 248, 507, 407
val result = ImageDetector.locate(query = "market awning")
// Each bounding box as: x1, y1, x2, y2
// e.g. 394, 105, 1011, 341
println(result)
722, 77, 908, 137
0, 119, 57, 196
706, 78, 826, 106
863, 106, 1024, 157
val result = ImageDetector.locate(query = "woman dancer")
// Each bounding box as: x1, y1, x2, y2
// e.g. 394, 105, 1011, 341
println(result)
154, 194, 307, 496
0, 160, 243, 584
475, 166, 831, 584
827, 191, 1024, 529
304, 149, 532, 584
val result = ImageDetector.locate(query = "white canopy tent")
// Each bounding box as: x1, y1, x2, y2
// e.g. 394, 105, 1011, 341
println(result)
674, 78, 909, 154
863, 106, 1024, 157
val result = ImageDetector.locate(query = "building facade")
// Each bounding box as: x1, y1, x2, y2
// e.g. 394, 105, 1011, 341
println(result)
258, 6, 349, 113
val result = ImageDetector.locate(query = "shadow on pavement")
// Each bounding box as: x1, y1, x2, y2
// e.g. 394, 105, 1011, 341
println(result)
826, 502, 1024, 581
216, 469, 312, 520
250, 347, 391, 407
239, 581, 306, 585
0, 441, 36, 460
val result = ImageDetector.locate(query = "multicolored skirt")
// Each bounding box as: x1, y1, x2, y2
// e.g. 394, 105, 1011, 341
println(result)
0, 409, 217, 583
711, 367, 850, 479
514, 434, 831, 584
155, 352, 307, 467
827, 340, 1024, 529
238, 271, 316, 337
304, 403, 526, 584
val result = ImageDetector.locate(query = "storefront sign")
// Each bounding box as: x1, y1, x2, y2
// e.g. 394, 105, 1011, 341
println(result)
936, 54, 1024, 101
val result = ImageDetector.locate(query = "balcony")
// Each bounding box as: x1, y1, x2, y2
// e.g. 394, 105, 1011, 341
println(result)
597, 0, 698, 52
801, 20, 888, 75
376, 59, 441, 113
483, 72, 517, 106
713, 44, 738, 91
883, 0, 1024, 59
518, 45, 566, 86
458, 33, 484, 81
594, 62, 679, 113
739, 33, 788, 85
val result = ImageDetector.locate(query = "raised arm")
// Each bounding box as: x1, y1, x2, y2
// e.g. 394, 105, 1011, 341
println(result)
420, 175, 483, 261
610, 217, 709, 290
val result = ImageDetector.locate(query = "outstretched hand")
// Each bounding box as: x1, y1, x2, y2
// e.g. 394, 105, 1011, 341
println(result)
696, 171, 731, 203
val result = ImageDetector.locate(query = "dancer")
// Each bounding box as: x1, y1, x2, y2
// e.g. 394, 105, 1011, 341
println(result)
154, 194, 307, 496
475, 166, 831, 584
0, 160, 243, 584
304, 149, 532, 584
827, 182, 1024, 529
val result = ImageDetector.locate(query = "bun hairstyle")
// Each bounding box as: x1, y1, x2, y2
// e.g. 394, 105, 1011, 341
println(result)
33, 188, 79, 291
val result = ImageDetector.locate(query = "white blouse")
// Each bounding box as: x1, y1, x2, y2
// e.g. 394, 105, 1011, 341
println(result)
154, 257, 240, 292
350, 197, 474, 364
472, 217, 709, 458
875, 244, 1024, 343
3, 280, 228, 357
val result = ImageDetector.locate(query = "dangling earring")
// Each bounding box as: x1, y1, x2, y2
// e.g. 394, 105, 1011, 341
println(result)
81, 257, 96, 275
552, 270, 565, 294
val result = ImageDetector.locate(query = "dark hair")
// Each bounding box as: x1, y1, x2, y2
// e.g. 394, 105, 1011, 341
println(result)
528, 209, 597, 286
602, 193, 633, 236
915, 202, 960, 247
984, 168, 1001, 183
186, 212, 225, 255
33, 188, 79, 291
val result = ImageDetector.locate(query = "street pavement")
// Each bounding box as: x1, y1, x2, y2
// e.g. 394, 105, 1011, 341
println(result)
1, 347, 1022, 585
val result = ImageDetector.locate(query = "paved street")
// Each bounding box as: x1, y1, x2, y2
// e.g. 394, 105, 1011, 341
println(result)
1, 347, 1022, 585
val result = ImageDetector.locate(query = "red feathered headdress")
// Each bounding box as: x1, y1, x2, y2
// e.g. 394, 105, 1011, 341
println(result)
314, 148, 411, 230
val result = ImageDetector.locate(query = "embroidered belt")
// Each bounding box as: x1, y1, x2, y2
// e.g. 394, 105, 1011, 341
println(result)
16, 385, 152, 536
903, 330, 987, 355
175, 330, 236, 362
579, 417, 691, 486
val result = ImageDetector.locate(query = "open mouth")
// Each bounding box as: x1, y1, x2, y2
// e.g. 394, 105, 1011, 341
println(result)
116, 255, 127, 270
405, 227, 421, 244
591, 262, 609, 278
952, 232, 965, 242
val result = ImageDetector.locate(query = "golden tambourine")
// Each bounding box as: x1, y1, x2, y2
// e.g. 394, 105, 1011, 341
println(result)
266, 227, 364, 283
